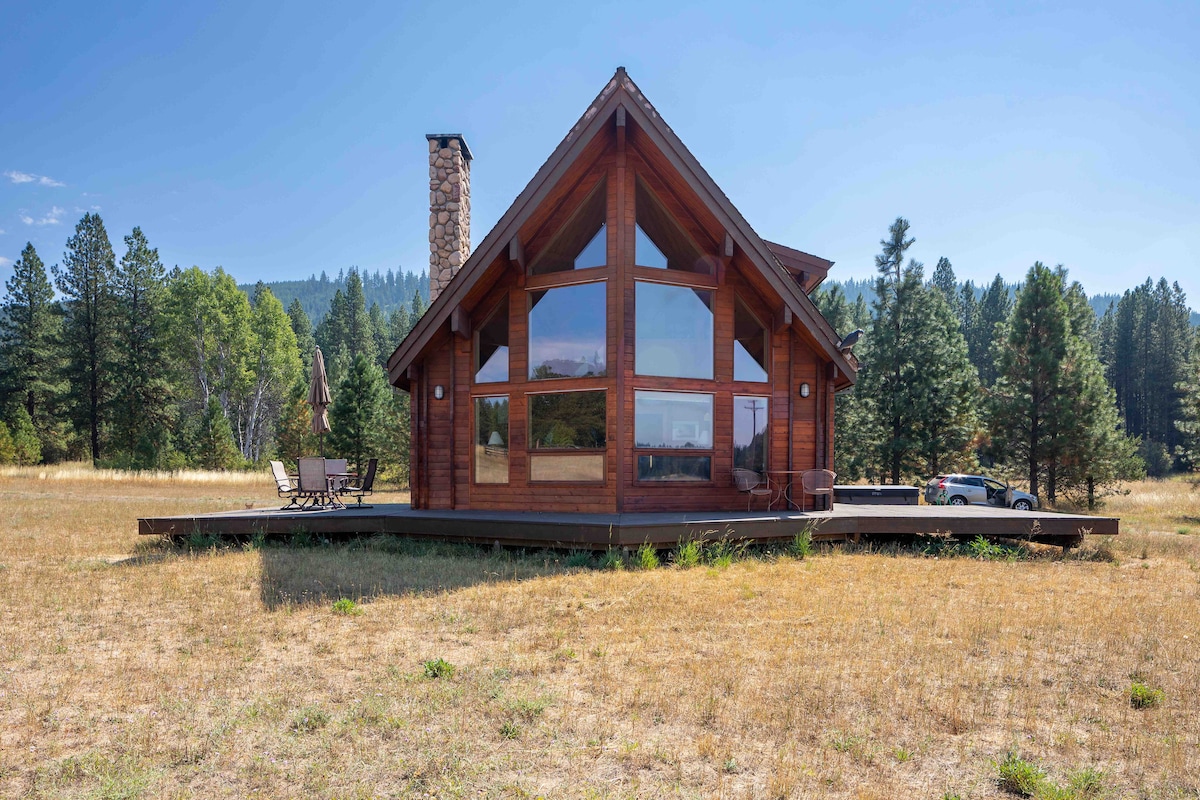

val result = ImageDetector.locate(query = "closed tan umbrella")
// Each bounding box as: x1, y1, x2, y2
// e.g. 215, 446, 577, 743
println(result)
308, 347, 332, 452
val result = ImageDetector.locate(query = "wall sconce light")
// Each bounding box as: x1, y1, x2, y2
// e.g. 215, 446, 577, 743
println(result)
433, 385, 445, 400
799, 382, 811, 398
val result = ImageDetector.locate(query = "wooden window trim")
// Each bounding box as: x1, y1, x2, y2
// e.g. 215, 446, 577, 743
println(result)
525, 265, 610, 290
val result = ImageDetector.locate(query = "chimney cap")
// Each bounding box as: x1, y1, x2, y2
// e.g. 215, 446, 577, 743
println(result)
426, 133, 473, 161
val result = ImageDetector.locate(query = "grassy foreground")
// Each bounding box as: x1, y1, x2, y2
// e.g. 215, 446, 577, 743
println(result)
0, 467, 1197, 799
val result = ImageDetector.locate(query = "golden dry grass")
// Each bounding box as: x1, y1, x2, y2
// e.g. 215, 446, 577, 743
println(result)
1, 471, 1198, 798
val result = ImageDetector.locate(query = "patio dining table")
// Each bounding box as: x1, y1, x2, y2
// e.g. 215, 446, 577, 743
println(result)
765, 469, 807, 512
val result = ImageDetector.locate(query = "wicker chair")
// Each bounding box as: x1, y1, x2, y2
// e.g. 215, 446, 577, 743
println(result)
801, 469, 836, 511
732, 468, 774, 511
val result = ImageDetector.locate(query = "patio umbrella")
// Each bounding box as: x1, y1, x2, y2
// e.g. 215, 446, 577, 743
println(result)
308, 346, 332, 454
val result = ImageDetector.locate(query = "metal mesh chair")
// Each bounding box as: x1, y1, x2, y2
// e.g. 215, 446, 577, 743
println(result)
801, 469, 836, 511
732, 468, 774, 511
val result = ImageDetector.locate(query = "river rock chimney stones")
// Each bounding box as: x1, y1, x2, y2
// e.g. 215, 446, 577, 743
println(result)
426, 134, 472, 303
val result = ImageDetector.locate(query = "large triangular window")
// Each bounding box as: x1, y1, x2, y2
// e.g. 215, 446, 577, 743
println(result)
634, 178, 709, 274
529, 178, 608, 275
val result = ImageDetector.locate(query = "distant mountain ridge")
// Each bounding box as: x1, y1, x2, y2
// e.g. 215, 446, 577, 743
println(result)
239, 268, 429, 326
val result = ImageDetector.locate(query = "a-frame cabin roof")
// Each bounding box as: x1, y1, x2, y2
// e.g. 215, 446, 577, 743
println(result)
388, 67, 858, 391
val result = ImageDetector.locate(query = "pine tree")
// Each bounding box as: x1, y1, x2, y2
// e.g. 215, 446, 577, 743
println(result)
328, 353, 386, 477
1100, 278, 1194, 469
0, 421, 15, 464
0, 242, 64, 460
988, 263, 1139, 505
852, 218, 979, 483
275, 376, 319, 465
6, 406, 41, 465
970, 275, 1012, 386
195, 396, 242, 470
110, 227, 174, 468
53, 213, 117, 464
287, 298, 316, 369
388, 305, 412, 343
931, 257, 959, 318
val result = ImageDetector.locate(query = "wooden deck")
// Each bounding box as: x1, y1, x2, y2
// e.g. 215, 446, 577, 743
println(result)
139, 503, 1117, 550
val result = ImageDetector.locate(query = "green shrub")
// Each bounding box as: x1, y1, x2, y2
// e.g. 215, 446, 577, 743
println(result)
187, 531, 219, 551
789, 529, 814, 559
565, 550, 594, 568
423, 658, 456, 680
672, 539, 702, 569
635, 542, 660, 570
1129, 679, 1164, 709
996, 751, 1046, 796
332, 597, 362, 616
499, 720, 521, 739
1066, 766, 1107, 798
600, 547, 625, 571
704, 537, 745, 569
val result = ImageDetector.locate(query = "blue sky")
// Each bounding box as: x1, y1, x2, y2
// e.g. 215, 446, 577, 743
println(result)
3, 0, 1198, 305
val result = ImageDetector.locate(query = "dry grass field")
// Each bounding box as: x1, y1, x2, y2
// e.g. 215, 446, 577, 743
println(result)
1, 466, 1198, 799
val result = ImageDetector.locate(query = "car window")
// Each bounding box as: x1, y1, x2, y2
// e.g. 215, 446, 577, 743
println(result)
965, 477, 985, 487
984, 479, 1004, 490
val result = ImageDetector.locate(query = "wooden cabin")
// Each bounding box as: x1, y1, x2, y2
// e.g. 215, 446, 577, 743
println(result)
388, 68, 858, 513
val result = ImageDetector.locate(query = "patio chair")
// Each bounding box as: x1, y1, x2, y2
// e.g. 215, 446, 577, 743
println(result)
325, 458, 350, 494
270, 460, 303, 510
297, 457, 334, 509
340, 458, 377, 507
732, 468, 774, 511
801, 469, 836, 511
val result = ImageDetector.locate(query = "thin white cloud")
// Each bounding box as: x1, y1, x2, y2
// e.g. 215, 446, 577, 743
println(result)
0, 257, 12, 267
4, 170, 65, 187
0, 228, 6, 235
39, 206, 65, 225
22, 206, 64, 226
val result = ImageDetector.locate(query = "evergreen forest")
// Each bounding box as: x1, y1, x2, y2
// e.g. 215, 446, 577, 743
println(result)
818, 217, 1200, 507
0, 213, 426, 484
1, 211, 1197, 506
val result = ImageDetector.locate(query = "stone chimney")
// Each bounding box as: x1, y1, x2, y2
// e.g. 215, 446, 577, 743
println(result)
426, 134, 472, 303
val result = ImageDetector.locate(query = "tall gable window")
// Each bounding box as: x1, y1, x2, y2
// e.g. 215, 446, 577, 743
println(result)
733, 299, 769, 382
529, 178, 607, 275
635, 179, 709, 274
475, 300, 509, 383
635, 282, 713, 380
529, 283, 606, 379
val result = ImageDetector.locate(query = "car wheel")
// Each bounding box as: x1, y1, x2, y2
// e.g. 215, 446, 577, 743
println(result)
949, 495, 967, 506
1013, 499, 1032, 511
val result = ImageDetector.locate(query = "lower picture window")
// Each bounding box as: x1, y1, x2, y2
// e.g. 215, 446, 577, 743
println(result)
636, 455, 711, 482
474, 396, 509, 484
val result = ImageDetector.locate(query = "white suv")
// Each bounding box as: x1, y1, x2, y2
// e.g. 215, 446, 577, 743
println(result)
924, 474, 1038, 511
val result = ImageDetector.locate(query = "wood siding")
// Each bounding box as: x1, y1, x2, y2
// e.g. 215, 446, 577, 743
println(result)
409, 112, 836, 512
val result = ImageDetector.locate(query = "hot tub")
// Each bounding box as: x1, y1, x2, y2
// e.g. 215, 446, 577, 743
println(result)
832, 485, 920, 505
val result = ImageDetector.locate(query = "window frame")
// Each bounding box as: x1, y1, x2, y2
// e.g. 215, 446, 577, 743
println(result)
471, 394, 510, 485
473, 297, 510, 385
632, 389, 715, 484
526, 387, 608, 484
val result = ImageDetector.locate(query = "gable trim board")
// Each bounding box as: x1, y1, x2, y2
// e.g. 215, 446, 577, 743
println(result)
388, 67, 857, 391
